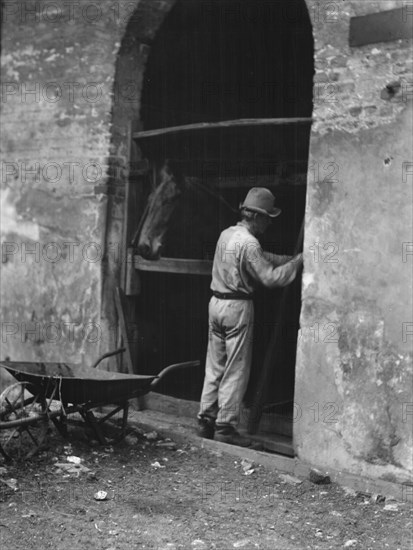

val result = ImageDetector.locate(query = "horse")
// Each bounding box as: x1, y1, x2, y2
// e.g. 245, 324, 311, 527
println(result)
134, 160, 237, 260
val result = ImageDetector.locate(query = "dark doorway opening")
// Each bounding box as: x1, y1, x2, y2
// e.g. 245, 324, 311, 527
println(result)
131, 0, 314, 447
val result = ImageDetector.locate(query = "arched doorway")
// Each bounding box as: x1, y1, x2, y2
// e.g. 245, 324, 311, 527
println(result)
119, 0, 314, 450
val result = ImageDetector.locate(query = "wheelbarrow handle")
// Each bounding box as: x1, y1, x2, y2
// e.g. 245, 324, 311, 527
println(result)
150, 360, 200, 389
91, 348, 126, 369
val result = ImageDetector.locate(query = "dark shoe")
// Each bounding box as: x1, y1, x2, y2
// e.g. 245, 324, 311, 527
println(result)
197, 417, 215, 439
214, 427, 251, 447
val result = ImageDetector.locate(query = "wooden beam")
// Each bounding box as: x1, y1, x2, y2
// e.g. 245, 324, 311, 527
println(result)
114, 287, 143, 409
125, 247, 141, 296
121, 120, 139, 292
134, 255, 213, 275
133, 117, 312, 140
114, 287, 135, 376
216, 174, 308, 188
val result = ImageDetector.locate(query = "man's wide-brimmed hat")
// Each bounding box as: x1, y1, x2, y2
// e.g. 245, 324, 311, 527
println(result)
240, 187, 281, 218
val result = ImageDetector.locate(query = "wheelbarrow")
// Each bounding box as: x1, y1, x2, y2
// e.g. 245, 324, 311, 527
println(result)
0, 349, 200, 460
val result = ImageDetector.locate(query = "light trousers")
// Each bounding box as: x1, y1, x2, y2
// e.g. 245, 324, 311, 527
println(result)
198, 297, 254, 427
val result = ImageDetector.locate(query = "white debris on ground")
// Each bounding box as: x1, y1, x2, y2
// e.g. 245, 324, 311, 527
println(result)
53, 454, 91, 476
66, 455, 82, 464
151, 461, 165, 469
279, 473, 302, 485
240, 458, 255, 475
233, 539, 258, 548
384, 503, 399, 511
190, 539, 207, 548
144, 431, 159, 441
93, 490, 108, 501
343, 540, 358, 548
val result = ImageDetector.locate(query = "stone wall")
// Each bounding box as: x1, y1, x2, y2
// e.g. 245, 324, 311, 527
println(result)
295, 0, 413, 483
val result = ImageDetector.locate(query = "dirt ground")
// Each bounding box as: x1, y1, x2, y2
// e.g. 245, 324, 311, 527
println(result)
1, 421, 412, 550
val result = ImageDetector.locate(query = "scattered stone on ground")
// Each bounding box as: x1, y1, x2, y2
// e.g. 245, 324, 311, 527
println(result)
279, 473, 302, 485
144, 430, 159, 441
384, 503, 399, 511
240, 458, 255, 475
93, 490, 108, 501
309, 468, 331, 485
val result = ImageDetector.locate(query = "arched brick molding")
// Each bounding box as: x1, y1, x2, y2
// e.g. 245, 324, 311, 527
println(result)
100, 0, 178, 358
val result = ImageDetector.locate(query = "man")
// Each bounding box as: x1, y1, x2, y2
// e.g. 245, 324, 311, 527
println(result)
197, 187, 303, 446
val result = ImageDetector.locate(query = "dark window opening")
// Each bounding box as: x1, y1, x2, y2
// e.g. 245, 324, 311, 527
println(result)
142, 0, 313, 126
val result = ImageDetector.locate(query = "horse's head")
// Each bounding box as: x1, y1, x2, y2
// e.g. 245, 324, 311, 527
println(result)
136, 161, 185, 260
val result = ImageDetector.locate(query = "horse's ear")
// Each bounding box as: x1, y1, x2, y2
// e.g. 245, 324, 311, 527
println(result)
150, 160, 171, 191
166, 160, 186, 190
154, 159, 186, 192
160, 159, 186, 191
156, 159, 173, 179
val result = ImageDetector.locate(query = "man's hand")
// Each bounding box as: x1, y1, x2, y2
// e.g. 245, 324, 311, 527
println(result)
292, 253, 303, 266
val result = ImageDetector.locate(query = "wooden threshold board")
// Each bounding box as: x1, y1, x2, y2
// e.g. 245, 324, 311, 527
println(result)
240, 430, 294, 457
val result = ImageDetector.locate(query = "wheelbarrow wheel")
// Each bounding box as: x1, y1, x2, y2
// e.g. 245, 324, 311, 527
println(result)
0, 382, 49, 461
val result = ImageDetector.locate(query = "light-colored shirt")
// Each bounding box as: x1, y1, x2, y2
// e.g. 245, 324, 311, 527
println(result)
211, 223, 298, 294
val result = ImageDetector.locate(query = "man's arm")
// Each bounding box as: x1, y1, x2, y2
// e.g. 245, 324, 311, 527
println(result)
262, 251, 293, 267
242, 243, 303, 288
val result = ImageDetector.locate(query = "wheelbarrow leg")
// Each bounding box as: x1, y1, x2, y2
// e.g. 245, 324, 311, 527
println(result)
96, 402, 129, 443
120, 401, 129, 439
79, 407, 107, 445
51, 409, 68, 439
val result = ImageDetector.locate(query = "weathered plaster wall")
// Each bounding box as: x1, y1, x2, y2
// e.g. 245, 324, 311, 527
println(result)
295, 0, 413, 483
0, 0, 173, 366
1, 0, 412, 484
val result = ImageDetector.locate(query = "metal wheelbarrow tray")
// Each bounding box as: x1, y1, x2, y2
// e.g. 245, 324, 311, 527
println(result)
0, 350, 199, 460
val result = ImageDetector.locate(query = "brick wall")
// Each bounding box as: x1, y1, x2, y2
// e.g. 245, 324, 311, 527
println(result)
311, 0, 412, 134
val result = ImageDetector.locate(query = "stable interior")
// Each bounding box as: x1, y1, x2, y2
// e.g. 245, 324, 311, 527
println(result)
129, 0, 314, 452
